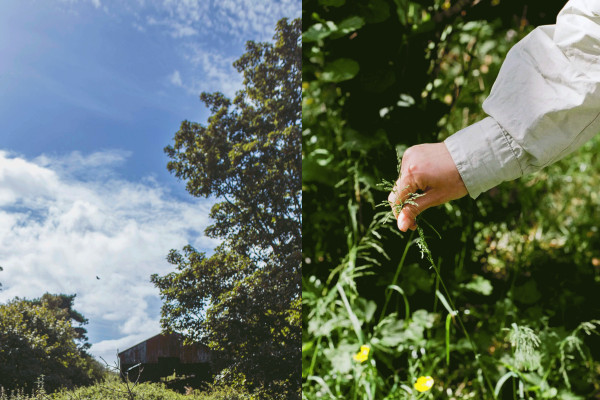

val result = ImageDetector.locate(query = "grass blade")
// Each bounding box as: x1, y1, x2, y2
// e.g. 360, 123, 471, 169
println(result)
445, 313, 452, 366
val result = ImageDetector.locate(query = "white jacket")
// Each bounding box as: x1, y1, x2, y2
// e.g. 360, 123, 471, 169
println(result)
445, 0, 600, 198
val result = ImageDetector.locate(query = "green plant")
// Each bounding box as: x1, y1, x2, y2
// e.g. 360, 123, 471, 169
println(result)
153, 18, 301, 397
303, 1, 600, 398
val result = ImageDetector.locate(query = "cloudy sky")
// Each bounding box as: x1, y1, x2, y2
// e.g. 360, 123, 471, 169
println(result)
0, 0, 300, 364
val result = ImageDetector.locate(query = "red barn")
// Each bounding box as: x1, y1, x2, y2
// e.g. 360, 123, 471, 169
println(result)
118, 333, 211, 382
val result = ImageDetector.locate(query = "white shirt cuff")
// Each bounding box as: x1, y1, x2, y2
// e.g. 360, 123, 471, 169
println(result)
444, 117, 524, 199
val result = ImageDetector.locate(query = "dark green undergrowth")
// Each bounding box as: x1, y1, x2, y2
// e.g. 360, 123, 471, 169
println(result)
303, 0, 600, 399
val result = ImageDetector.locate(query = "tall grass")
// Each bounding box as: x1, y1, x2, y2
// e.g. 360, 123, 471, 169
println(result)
303, 160, 600, 399
0, 375, 260, 400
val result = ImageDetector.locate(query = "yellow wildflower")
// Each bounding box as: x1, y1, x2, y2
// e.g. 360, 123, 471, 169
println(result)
414, 376, 434, 392
353, 345, 370, 363
302, 82, 309, 90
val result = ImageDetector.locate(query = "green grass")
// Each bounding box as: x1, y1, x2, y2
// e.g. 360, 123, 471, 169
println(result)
303, 182, 600, 399
0, 375, 259, 400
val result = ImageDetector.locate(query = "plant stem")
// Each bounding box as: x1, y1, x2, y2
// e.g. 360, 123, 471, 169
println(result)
307, 336, 322, 377
379, 230, 415, 323
417, 225, 497, 399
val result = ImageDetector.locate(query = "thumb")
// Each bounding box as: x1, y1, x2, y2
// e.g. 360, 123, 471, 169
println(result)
396, 190, 439, 232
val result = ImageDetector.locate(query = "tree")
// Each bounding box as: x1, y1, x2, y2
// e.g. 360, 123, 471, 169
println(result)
151, 18, 301, 398
31, 293, 91, 350
0, 294, 104, 392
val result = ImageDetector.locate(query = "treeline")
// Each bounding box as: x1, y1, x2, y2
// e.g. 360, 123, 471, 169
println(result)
0, 293, 104, 392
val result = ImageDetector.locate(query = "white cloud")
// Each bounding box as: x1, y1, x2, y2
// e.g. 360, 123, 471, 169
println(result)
156, 0, 300, 42
57, 0, 105, 11
92, 333, 150, 365
177, 48, 243, 98
142, 0, 301, 97
146, 16, 199, 38
168, 70, 183, 87
166, 51, 242, 98
57, 0, 300, 100
170, 23, 198, 38
28, 150, 133, 185
0, 150, 218, 363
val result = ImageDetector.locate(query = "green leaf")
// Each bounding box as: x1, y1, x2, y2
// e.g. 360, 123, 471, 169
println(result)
303, 23, 333, 43
364, 300, 377, 323
321, 58, 360, 82
340, 128, 389, 153
331, 16, 365, 38
392, 0, 408, 25
322, 342, 355, 374
398, 263, 432, 295
302, 157, 339, 185
359, 0, 391, 23
513, 280, 542, 305
436, 290, 456, 315
494, 372, 518, 398
462, 275, 493, 296
308, 314, 350, 337
411, 309, 435, 329
386, 284, 410, 319
376, 318, 406, 347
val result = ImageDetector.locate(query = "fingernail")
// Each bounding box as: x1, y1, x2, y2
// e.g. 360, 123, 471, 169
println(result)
398, 214, 409, 232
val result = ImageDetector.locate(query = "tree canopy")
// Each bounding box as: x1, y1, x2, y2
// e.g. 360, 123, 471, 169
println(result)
0, 294, 104, 392
152, 18, 301, 399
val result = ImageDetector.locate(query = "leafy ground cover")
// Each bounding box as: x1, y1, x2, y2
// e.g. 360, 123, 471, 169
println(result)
302, 0, 600, 398
0, 375, 260, 400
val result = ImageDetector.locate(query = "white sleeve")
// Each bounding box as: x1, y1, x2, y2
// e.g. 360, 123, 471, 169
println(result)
445, 0, 600, 199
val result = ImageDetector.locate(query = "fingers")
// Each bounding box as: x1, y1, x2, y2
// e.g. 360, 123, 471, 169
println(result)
397, 211, 417, 232
387, 145, 431, 231
397, 204, 419, 232
387, 142, 469, 232
395, 189, 442, 232
387, 182, 414, 219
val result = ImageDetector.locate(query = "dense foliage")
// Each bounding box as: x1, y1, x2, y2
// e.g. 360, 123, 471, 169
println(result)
0, 375, 262, 400
152, 18, 301, 398
303, 0, 600, 399
0, 294, 104, 393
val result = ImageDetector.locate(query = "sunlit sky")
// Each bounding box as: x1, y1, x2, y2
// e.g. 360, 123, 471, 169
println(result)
0, 0, 300, 364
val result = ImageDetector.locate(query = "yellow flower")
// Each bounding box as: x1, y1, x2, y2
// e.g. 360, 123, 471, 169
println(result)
353, 345, 370, 363
414, 376, 434, 392
302, 82, 309, 90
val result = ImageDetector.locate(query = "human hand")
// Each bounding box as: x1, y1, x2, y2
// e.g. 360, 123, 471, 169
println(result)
388, 142, 468, 232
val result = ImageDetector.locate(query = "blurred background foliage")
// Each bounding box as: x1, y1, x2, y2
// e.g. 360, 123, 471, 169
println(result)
302, 0, 600, 398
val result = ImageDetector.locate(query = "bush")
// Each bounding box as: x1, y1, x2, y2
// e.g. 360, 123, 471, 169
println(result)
0, 295, 103, 393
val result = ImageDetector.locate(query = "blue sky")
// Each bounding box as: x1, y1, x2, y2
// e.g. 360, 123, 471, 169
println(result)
0, 0, 300, 364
